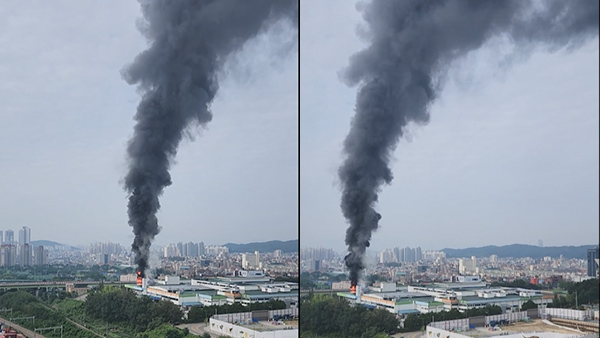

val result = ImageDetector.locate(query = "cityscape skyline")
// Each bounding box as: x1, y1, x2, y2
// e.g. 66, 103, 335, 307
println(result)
0, 225, 297, 249
1, 223, 596, 253
0, 222, 594, 255
0, 0, 597, 273
300, 0, 599, 251
0, 1, 298, 246
0, 2, 597, 337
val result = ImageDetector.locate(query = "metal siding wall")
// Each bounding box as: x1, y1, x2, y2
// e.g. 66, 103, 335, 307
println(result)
469, 316, 485, 327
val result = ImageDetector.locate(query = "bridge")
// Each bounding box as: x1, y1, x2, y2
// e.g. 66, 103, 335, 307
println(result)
0, 280, 132, 290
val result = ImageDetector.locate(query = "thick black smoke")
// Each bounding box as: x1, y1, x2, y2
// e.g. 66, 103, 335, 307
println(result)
340, 0, 598, 284
123, 0, 297, 276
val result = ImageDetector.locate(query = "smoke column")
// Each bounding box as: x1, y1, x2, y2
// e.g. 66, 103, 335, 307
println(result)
340, 0, 598, 285
123, 0, 297, 276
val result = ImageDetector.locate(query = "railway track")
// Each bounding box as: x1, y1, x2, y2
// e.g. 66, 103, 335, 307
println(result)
549, 317, 599, 333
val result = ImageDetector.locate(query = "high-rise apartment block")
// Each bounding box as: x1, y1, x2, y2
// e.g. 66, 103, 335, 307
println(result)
587, 247, 599, 277
242, 251, 261, 269
0, 245, 17, 266
19, 243, 32, 266
34, 245, 48, 265
300, 247, 335, 261
4, 230, 14, 245
459, 256, 478, 275
379, 246, 423, 264
19, 226, 31, 245
163, 241, 209, 258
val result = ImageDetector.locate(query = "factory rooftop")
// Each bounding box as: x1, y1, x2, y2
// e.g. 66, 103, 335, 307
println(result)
128, 274, 298, 308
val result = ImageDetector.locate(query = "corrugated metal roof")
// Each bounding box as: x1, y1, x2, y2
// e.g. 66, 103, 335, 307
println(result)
398, 309, 420, 314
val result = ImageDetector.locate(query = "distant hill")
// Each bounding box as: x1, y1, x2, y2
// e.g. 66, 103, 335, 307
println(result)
441, 244, 598, 259
223, 240, 298, 253
30, 240, 66, 247
30, 240, 81, 250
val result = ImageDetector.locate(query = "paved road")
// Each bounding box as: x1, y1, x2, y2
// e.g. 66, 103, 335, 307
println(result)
178, 322, 218, 337
0, 317, 46, 338
392, 330, 425, 338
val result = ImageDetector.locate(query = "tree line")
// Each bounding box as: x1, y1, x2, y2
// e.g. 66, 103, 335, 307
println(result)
186, 299, 286, 322
548, 278, 599, 308
85, 287, 183, 332
0, 290, 99, 338
300, 294, 399, 338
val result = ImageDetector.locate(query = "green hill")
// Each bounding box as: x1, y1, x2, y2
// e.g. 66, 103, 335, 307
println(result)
223, 239, 298, 253
441, 244, 598, 259
30, 239, 66, 247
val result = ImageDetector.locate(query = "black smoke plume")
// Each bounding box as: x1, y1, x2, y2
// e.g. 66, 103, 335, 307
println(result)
123, 0, 297, 276
340, 0, 598, 285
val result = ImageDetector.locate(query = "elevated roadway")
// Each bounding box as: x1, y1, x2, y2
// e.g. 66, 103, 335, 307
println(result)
0, 280, 132, 290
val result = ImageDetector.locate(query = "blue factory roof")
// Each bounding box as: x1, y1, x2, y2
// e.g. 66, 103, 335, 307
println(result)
397, 309, 420, 314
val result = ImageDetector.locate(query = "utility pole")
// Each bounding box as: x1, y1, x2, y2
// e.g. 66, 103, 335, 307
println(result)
9, 316, 35, 330
0, 308, 13, 319
35, 325, 63, 338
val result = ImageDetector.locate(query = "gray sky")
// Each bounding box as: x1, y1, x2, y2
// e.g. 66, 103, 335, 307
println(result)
0, 1, 298, 247
300, 0, 599, 252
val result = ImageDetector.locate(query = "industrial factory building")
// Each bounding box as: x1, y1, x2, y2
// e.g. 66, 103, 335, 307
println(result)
209, 308, 298, 338
338, 277, 550, 315
128, 272, 298, 308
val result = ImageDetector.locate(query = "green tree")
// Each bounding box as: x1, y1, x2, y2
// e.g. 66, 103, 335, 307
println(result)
300, 272, 317, 289
84, 288, 182, 332
521, 299, 537, 311
300, 295, 399, 337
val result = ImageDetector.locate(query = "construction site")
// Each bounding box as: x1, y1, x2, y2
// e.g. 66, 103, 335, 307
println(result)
424, 313, 598, 338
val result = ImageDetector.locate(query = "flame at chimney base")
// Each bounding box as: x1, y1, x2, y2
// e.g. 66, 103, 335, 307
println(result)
136, 270, 148, 294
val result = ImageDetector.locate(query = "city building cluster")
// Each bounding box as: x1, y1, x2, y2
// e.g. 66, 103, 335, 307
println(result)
0, 226, 47, 266
162, 242, 230, 258
0, 227, 299, 311
378, 246, 425, 264
301, 246, 599, 316
158, 247, 298, 282
302, 246, 598, 283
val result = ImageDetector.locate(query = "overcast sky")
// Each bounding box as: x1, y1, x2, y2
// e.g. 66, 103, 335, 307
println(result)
300, 0, 599, 252
1, 1, 597, 254
0, 1, 298, 247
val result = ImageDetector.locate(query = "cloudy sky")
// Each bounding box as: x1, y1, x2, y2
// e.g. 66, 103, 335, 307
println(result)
0, 1, 298, 247
1, 1, 597, 254
300, 0, 599, 252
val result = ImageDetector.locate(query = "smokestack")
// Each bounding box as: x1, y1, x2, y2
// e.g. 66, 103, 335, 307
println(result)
123, 0, 298, 275
340, 0, 598, 286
